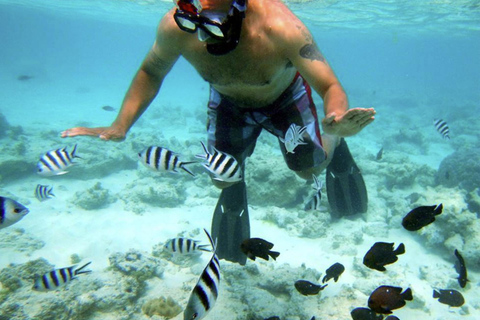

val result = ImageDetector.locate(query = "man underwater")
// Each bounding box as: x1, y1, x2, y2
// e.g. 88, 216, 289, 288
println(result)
62, 0, 375, 264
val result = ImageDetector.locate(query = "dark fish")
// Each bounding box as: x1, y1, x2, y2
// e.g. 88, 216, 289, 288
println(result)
433, 289, 464, 307
183, 229, 220, 320
363, 242, 405, 272
35, 184, 55, 202
350, 307, 383, 320
17, 75, 34, 81
322, 262, 345, 283
376, 147, 384, 161
264, 317, 280, 320
240, 238, 280, 261
368, 285, 413, 314
101, 105, 116, 111
0, 196, 30, 229
454, 249, 468, 288
33, 262, 92, 291
402, 204, 443, 231
385, 316, 400, 320
195, 141, 242, 182
138, 146, 196, 176
294, 280, 327, 296
433, 119, 450, 140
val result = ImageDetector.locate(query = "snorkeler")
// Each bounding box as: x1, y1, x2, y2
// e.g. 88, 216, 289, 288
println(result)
62, 0, 375, 264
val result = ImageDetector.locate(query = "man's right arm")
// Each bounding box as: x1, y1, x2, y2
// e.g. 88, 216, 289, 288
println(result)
62, 11, 181, 141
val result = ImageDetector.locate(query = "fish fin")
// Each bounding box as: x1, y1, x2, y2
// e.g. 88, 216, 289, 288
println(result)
321, 275, 328, 283
402, 288, 413, 301
326, 138, 368, 217
434, 203, 443, 216
433, 289, 440, 298
74, 261, 92, 276
180, 164, 196, 177
395, 243, 406, 255
197, 244, 212, 252
269, 251, 280, 261
71, 144, 81, 159
55, 171, 69, 176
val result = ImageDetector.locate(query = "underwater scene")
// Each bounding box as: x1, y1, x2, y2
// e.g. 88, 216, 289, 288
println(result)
0, 0, 479, 319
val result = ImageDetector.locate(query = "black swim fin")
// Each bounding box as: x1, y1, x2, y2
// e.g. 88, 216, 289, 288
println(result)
211, 180, 250, 265
326, 138, 368, 217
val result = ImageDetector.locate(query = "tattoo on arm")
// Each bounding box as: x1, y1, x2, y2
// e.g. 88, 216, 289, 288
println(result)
299, 43, 325, 62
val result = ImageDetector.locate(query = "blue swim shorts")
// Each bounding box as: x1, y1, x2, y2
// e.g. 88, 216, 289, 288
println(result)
206, 72, 327, 172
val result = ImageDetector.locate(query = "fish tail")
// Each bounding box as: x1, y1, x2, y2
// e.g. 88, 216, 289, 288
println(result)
74, 261, 92, 276
433, 290, 440, 298
269, 251, 280, 261
197, 244, 212, 252
402, 288, 413, 301
395, 243, 406, 255
434, 203, 443, 216
71, 144, 82, 159
180, 161, 197, 177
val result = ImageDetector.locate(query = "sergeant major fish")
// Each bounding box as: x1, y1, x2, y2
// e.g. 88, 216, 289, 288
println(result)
164, 237, 211, 254
33, 262, 92, 291
195, 141, 242, 182
433, 289, 464, 307
454, 249, 468, 288
304, 174, 323, 211
35, 184, 54, 202
280, 123, 307, 154
363, 242, 405, 272
433, 118, 450, 140
139, 146, 196, 176
402, 203, 443, 231
241, 238, 280, 261
184, 229, 220, 320
0, 196, 29, 229
37, 144, 80, 176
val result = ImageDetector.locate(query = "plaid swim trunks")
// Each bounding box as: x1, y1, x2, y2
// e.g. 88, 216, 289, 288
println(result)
206, 72, 327, 172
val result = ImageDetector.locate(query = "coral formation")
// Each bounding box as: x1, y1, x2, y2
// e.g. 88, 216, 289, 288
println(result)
72, 182, 115, 210
142, 296, 182, 318
0, 228, 45, 255
437, 147, 480, 192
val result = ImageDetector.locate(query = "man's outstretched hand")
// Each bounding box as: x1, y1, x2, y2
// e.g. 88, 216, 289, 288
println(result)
322, 107, 376, 137
61, 126, 126, 141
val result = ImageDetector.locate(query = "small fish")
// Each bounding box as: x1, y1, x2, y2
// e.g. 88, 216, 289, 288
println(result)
195, 141, 242, 182
376, 147, 384, 161
37, 145, 80, 176
433, 119, 450, 140
454, 249, 468, 288
363, 242, 405, 272
294, 280, 327, 296
368, 285, 413, 314
385, 316, 400, 320
0, 196, 29, 229
280, 123, 307, 154
32, 262, 92, 292
164, 238, 211, 254
304, 174, 323, 211
35, 184, 55, 202
17, 75, 34, 81
183, 229, 220, 320
402, 203, 443, 231
101, 105, 116, 112
322, 262, 345, 283
138, 146, 195, 176
264, 317, 280, 320
433, 289, 465, 307
240, 238, 280, 261
350, 307, 383, 320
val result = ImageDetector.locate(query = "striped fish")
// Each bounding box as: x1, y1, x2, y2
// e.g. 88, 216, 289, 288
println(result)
37, 144, 80, 176
433, 119, 450, 140
164, 237, 211, 254
138, 146, 196, 176
304, 175, 323, 211
35, 184, 55, 202
183, 229, 220, 320
0, 196, 29, 229
32, 262, 92, 292
195, 142, 242, 182
280, 123, 307, 154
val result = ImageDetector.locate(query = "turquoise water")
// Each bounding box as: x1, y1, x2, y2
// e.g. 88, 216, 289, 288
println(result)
1, 1, 479, 319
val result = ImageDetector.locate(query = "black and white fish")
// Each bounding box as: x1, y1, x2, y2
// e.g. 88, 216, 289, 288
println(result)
138, 146, 196, 176
37, 145, 80, 176
0, 196, 29, 229
35, 184, 55, 202
454, 249, 468, 288
32, 262, 92, 292
433, 119, 450, 140
304, 174, 323, 211
164, 237, 211, 254
195, 141, 242, 182
183, 229, 220, 320
280, 123, 307, 154
433, 289, 465, 307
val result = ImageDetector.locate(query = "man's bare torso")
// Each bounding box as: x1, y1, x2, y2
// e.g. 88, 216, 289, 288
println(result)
174, 0, 297, 108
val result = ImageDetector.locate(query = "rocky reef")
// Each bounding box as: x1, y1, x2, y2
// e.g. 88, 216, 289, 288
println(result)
141, 296, 182, 318
437, 147, 480, 192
